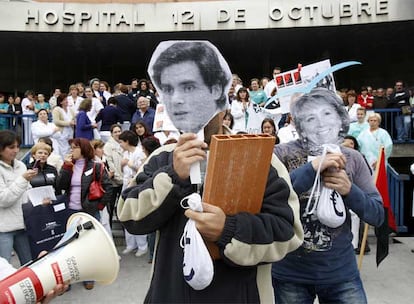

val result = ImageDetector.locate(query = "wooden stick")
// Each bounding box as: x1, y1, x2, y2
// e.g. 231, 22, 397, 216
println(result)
359, 147, 384, 270
358, 223, 370, 270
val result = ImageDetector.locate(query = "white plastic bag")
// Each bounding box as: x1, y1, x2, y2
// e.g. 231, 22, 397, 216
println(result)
180, 193, 214, 290
316, 185, 346, 228
305, 144, 346, 228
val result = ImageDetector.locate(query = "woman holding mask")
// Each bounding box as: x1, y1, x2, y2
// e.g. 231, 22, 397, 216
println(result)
56, 137, 112, 290
271, 88, 384, 304
0, 130, 35, 265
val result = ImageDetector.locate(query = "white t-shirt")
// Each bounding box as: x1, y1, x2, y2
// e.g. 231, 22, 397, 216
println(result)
264, 80, 277, 98
22, 97, 35, 114
122, 147, 146, 190
88, 97, 104, 122
67, 96, 83, 112
154, 131, 180, 145
277, 124, 299, 144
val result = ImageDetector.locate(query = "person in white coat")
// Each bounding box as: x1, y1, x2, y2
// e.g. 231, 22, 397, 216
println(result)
31, 109, 60, 154
21, 90, 36, 146
230, 87, 251, 133
103, 124, 124, 228
118, 131, 147, 257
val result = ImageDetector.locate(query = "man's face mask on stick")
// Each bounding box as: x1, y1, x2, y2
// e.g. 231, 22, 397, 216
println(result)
148, 41, 232, 134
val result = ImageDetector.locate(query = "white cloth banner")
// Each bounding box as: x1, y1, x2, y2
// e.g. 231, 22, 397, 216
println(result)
246, 104, 281, 134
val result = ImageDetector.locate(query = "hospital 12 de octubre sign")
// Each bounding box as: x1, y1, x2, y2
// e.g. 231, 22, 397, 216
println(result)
0, 0, 413, 33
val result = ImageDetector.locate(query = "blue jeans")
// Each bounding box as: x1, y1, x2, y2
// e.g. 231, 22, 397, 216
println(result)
0, 229, 32, 265
273, 276, 367, 304
395, 114, 411, 140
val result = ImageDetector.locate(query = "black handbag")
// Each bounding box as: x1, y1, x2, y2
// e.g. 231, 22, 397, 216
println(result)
22, 195, 74, 258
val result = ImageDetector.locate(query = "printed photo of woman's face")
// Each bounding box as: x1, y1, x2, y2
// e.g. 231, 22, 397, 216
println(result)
299, 102, 341, 146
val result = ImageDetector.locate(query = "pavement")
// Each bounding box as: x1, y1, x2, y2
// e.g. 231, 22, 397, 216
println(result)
9, 230, 414, 303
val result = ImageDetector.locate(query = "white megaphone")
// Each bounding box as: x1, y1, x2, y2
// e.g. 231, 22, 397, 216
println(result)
0, 212, 119, 304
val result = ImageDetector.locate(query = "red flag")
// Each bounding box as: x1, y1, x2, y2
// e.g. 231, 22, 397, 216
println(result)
374, 147, 396, 266
374, 147, 396, 231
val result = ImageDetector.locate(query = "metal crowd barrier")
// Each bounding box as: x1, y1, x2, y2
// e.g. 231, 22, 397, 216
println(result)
0, 113, 44, 148
0, 109, 413, 146
373, 108, 414, 143
21, 150, 32, 166
387, 163, 410, 233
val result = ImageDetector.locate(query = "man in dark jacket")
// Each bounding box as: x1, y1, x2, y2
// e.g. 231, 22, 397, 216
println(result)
96, 97, 123, 130
115, 84, 136, 126
390, 80, 411, 141
117, 40, 303, 303
373, 88, 391, 129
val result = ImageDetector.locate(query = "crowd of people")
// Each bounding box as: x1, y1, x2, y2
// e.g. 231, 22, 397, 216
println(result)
1, 73, 413, 146
0, 47, 413, 302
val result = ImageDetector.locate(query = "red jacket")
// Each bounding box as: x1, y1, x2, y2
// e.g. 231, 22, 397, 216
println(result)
357, 94, 374, 109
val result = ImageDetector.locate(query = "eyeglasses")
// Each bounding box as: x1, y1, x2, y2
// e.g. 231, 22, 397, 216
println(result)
70, 146, 80, 150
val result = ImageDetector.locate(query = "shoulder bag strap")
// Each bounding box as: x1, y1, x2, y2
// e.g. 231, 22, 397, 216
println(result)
92, 162, 97, 182
99, 162, 104, 183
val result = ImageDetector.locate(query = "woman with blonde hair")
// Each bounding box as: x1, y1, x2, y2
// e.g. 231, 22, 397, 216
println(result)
357, 112, 393, 171
24, 142, 63, 258
28, 142, 59, 192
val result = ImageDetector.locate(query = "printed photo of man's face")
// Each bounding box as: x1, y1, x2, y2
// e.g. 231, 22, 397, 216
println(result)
148, 41, 232, 134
